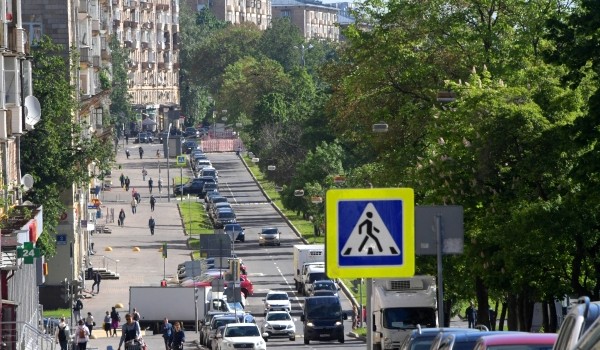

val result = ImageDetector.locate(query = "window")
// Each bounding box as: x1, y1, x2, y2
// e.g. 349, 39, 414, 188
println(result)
281, 10, 290, 17
3, 57, 18, 105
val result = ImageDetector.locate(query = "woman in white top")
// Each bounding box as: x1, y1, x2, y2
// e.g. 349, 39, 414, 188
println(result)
75, 319, 90, 350
85, 312, 95, 336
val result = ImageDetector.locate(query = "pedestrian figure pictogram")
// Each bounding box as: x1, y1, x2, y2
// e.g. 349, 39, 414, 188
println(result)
341, 203, 400, 257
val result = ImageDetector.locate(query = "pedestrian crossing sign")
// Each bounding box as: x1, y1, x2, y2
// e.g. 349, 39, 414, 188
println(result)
176, 155, 186, 166
325, 188, 415, 278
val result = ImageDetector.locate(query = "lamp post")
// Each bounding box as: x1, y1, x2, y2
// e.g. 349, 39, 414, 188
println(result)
166, 122, 172, 202
296, 44, 314, 67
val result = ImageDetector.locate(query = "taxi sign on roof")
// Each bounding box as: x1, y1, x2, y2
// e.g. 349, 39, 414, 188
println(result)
325, 188, 415, 278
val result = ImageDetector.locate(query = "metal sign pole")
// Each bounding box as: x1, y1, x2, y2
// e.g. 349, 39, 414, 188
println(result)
367, 278, 373, 350
436, 215, 445, 327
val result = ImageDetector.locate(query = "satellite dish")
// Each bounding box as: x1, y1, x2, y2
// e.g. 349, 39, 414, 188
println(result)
24, 95, 42, 127
21, 174, 34, 190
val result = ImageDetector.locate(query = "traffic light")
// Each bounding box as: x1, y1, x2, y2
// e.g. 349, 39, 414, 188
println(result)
60, 278, 70, 303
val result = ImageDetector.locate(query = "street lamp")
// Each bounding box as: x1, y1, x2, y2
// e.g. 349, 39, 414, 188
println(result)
295, 43, 314, 67
166, 122, 172, 202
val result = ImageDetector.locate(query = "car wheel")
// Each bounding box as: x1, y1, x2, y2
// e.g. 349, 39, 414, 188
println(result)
277, 242, 281, 246
240, 237, 245, 242
304, 337, 309, 345
339, 336, 345, 344
290, 336, 295, 341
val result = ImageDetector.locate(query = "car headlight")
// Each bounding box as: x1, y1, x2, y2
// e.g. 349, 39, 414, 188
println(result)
265, 323, 272, 329
265, 303, 270, 309
286, 324, 294, 329
306, 322, 314, 327
257, 339, 265, 347
335, 321, 342, 326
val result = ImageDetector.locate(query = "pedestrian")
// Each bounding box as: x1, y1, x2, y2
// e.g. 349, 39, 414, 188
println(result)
125, 149, 130, 159
488, 307, 497, 331
161, 318, 173, 350
131, 198, 138, 214
466, 302, 477, 328
118, 209, 126, 226
125, 177, 130, 191
103, 311, 111, 337
117, 313, 142, 350
85, 312, 95, 336
134, 192, 141, 204
138, 146, 144, 159
73, 298, 83, 322
150, 195, 156, 212
142, 167, 148, 181
352, 304, 358, 329
132, 308, 141, 322
91, 271, 101, 293
110, 306, 121, 337
169, 322, 185, 350
74, 319, 90, 350
125, 134, 129, 144
149, 216, 156, 235
158, 177, 163, 193
55, 317, 70, 350
148, 177, 154, 193
120, 173, 125, 188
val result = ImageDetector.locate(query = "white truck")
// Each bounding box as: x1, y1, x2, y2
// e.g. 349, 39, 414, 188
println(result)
372, 276, 438, 350
129, 286, 209, 333
302, 264, 327, 296
293, 244, 324, 292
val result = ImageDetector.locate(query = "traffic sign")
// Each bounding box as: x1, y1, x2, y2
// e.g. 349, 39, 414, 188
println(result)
325, 188, 415, 278
176, 155, 186, 166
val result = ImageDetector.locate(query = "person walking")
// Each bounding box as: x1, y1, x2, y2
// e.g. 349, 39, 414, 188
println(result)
158, 177, 163, 193
125, 149, 131, 159
142, 167, 148, 181
74, 319, 90, 350
55, 317, 70, 350
103, 311, 111, 337
124, 177, 131, 191
466, 302, 477, 328
138, 146, 144, 159
125, 134, 129, 144
118, 209, 126, 226
119, 173, 125, 188
91, 271, 101, 293
85, 312, 95, 336
131, 197, 138, 214
161, 318, 173, 350
150, 195, 156, 212
148, 178, 154, 193
352, 304, 358, 330
73, 298, 83, 322
149, 216, 156, 235
110, 306, 121, 337
132, 308, 141, 322
134, 191, 141, 204
169, 322, 185, 350
117, 314, 142, 350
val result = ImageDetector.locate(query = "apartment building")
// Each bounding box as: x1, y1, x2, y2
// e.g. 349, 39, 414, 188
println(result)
0, 0, 47, 349
271, 0, 339, 41
191, 0, 272, 30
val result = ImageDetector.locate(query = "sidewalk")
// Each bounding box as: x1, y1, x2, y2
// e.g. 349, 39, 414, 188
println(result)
81, 141, 197, 350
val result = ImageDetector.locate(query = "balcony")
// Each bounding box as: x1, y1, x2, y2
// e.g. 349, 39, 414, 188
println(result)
101, 48, 111, 60
173, 62, 180, 70
1, 205, 43, 271
8, 27, 28, 55
123, 20, 138, 28
141, 41, 149, 50
93, 55, 101, 67
92, 19, 100, 33
128, 60, 139, 70
79, 0, 90, 13
112, 0, 119, 4
140, 0, 153, 10
123, 0, 138, 8
157, 62, 165, 70
142, 62, 153, 71
80, 47, 93, 64
156, 3, 170, 10
142, 22, 154, 29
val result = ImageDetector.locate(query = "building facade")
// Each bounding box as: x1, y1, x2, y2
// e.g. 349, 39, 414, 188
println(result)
271, 0, 339, 41
191, 0, 272, 31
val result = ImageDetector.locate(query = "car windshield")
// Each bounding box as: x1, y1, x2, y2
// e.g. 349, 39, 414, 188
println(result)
225, 326, 259, 337
219, 212, 236, 219
306, 299, 342, 319
262, 228, 278, 235
383, 308, 437, 329
308, 273, 327, 283
267, 293, 288, 301
314, 282, 335, 291
214, 318, 237, 329
225, 225, 242, 232
267, 313, 291, 321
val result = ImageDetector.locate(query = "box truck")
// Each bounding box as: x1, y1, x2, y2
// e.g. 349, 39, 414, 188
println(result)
372, 276, 437, 350
293, 244, 324, 292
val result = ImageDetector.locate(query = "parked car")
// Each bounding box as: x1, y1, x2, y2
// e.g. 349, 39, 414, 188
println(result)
473, 333, 557, 350
261, 311, 295, 341
552, 297, 600, 350
210, 203, 233, 220
200, 182, 219, 199
258, 227, 281, 246
218, 323, 267, 350
214, 209, 237, 229
184, 127, 199, 138
399, 328, 482, 350
200, 167, 219, 181
195, 159, 213, 172
183, 140, 199, 154
174, 177, 216, 196
263, 290, 292, 315
135, 132, 153, 143
224, 223, 245, 242
435, 331, 525, 350
205, 314, 248, 348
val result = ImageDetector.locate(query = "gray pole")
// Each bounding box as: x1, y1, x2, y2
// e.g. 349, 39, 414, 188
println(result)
366, 278, 373, 350
166, 123, 172, 202
436, 215, 445, 327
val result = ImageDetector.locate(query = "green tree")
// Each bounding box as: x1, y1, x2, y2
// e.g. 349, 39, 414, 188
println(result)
109, 36, 134, 135
258, 17, 305, 71
21, 36, 113, 257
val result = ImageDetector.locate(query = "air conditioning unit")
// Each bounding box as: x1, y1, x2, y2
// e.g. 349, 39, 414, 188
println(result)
0, 109, 9, 140
8, 106, 22, 135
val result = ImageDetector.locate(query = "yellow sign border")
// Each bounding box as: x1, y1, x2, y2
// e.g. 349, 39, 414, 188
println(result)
325, 188, 415, 278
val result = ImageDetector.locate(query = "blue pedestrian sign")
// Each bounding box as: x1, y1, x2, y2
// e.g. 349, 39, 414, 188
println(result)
325, 188, 415, 278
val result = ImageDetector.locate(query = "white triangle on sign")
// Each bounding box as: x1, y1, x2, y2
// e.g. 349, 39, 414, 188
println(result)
341, 203, 401, 257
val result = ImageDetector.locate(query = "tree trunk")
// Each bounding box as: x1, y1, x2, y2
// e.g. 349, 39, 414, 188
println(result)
549, 298, 558, 333
499, 301, 507, 331
475, 276, 490, 329
542, 300, 549, 333
443, 298, 452, 327
507, 293, 518, 330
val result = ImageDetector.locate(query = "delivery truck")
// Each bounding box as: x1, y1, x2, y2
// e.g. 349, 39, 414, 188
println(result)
293, 244, 324, 292
129, 286, 209, 333
372, 276, 438, 350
